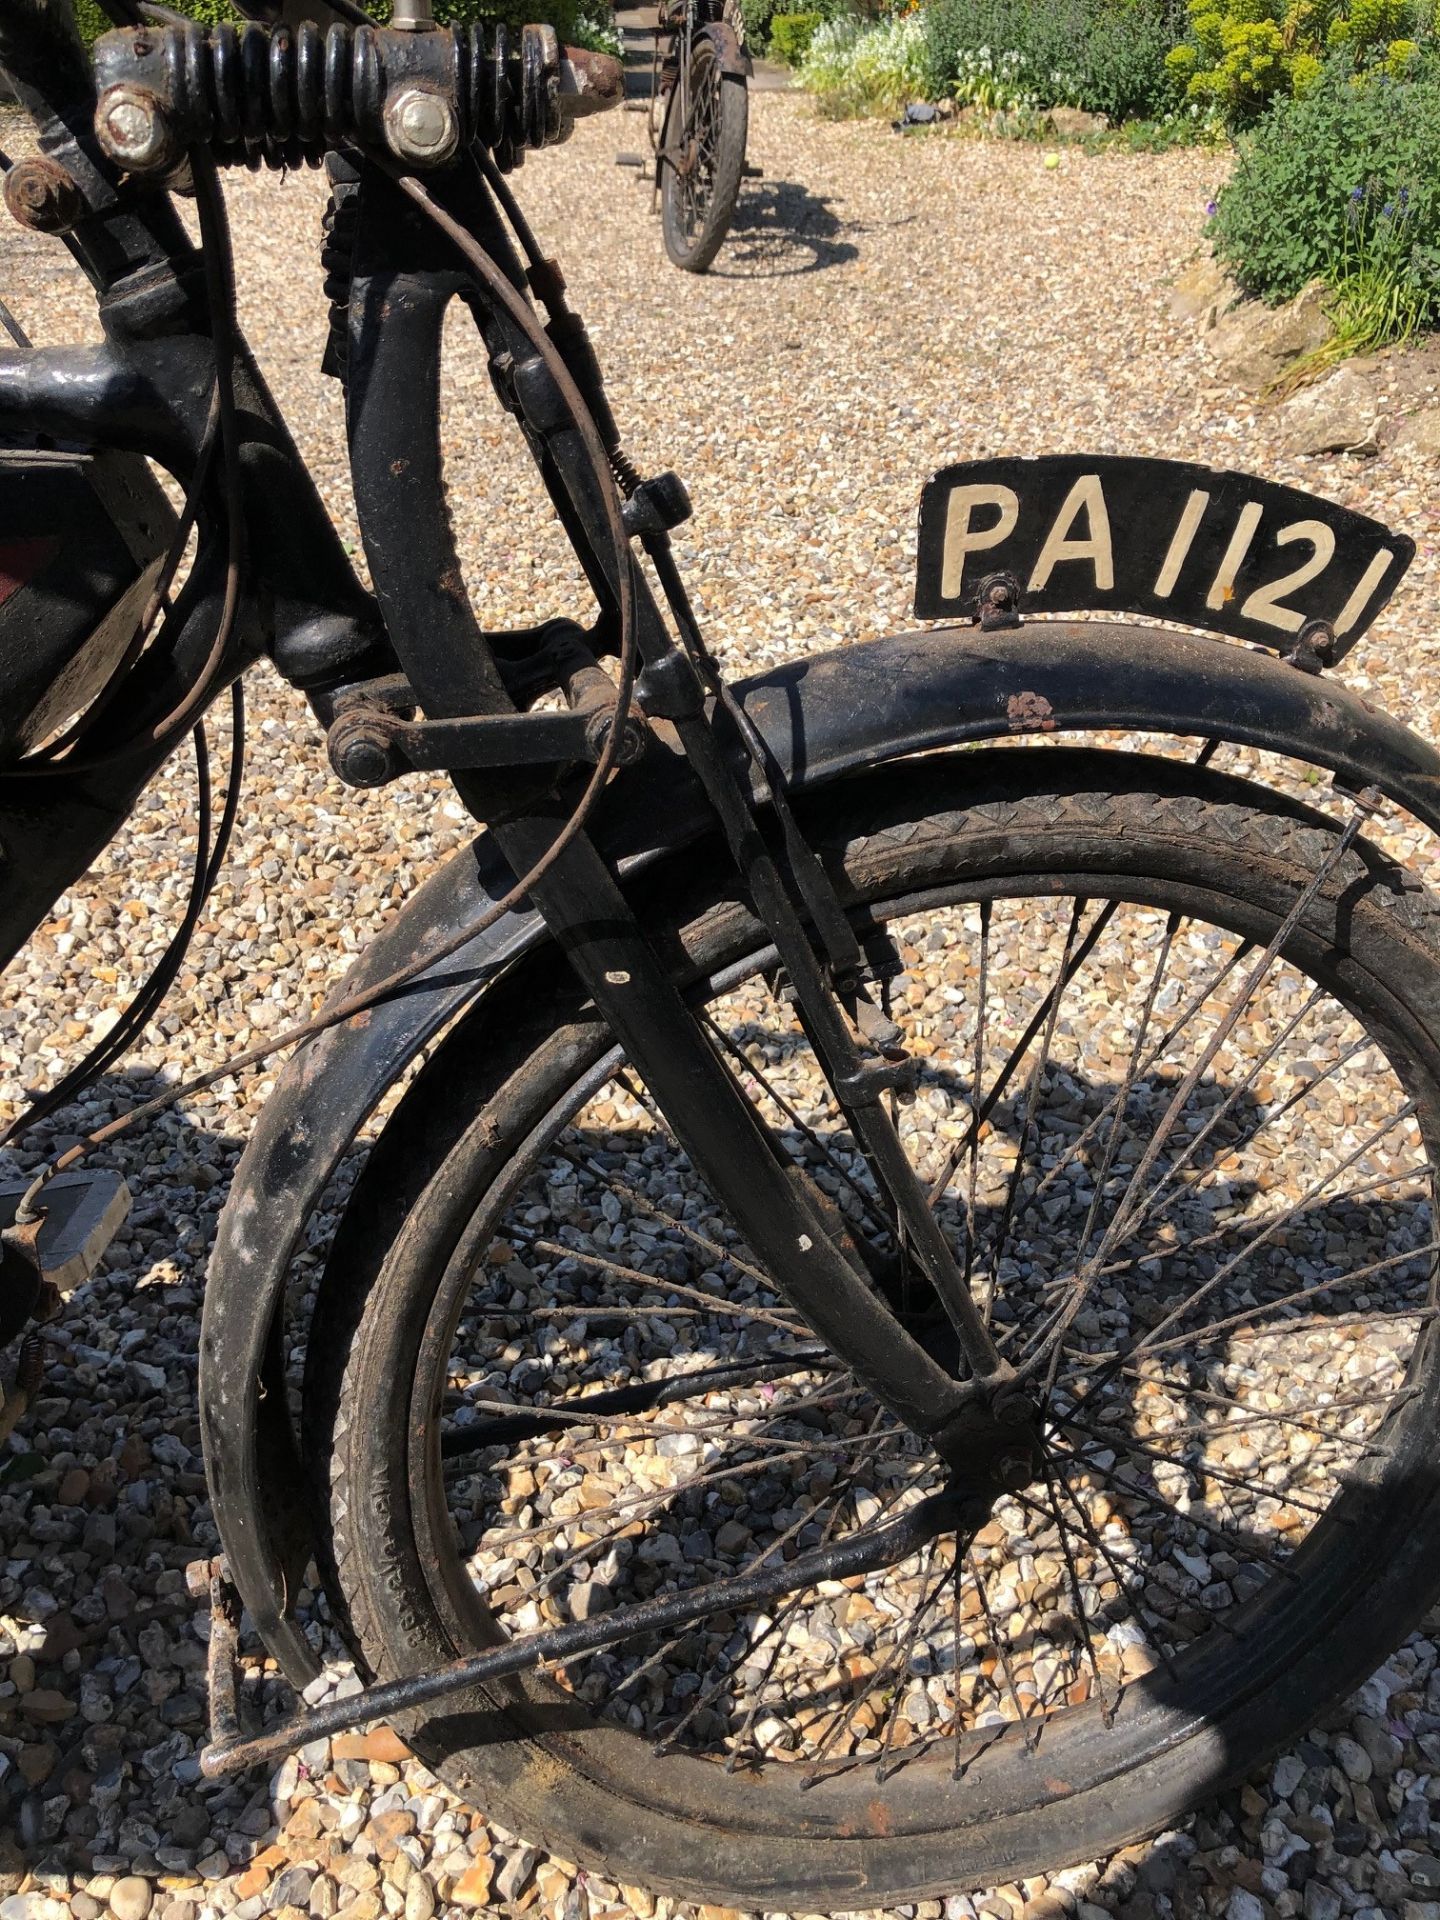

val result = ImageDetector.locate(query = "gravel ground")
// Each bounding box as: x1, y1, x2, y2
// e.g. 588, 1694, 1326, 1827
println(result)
7, 87, 1440, 1920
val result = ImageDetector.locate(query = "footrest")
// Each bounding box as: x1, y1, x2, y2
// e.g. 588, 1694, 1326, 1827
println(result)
0, 1170, 129, 1293
741, 163, 763, 178
616, 151, 646, 165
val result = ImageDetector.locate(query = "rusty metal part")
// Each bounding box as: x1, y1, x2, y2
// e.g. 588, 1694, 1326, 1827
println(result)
977, 571, 1023, 632
0, 1214, 47, 1347
384, 87, 459, 167
95, 83, 178, 174
3, 154, 85, 233
1285, 618, 1337, 676
557, 45, 627, 119
198, 1483, 985, 1777
92, 20, 623, 175
206, 1569, 244, 1748
327, 650, 648, 787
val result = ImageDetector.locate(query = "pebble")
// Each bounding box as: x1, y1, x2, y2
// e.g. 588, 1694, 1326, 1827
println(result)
107, 1881, 152, 1920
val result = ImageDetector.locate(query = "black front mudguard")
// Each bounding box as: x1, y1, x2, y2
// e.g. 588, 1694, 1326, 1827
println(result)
202, 619, 1440, 1683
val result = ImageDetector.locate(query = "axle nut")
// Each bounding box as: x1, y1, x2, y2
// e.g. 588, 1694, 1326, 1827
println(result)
96, 85, 178, 174
328, 712, 400, 789
385, 87, 460, 166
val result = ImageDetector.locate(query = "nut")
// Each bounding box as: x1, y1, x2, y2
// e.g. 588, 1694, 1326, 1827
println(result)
384, 87, 460, 166
95, 85, 178, 174
328, 712, 399, 789
992, 1450, 1036, 1492
3, 157, 85, 234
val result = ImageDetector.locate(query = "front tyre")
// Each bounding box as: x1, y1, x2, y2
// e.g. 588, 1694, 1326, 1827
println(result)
303, 751, 1440, 1906
661, 37, 748, 271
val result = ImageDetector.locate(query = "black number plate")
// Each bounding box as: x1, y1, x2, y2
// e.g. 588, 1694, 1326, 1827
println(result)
915, 455, 1413, 658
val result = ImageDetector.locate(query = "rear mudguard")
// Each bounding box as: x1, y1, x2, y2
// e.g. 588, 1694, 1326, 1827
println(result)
202, 618, 1440, 1682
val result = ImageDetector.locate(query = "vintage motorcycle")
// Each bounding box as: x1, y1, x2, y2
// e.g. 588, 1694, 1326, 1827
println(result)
3, 0, 1440, 1904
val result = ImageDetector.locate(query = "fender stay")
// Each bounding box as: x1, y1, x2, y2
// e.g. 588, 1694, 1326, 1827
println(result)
202, 619, 1440, 1681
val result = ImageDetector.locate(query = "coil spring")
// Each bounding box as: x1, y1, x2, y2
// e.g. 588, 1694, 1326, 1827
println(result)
119, 20, 535, 172
608, 446, 642, 497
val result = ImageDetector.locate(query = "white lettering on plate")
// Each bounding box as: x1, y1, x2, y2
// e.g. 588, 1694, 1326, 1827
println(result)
1332, 548, 1396, 636
1206, 500, 1264, 611
940, 483, 1019, 601
1027, 475, 1114, 593
1240, 519, 1336, 633
1153, 488, 1210, 599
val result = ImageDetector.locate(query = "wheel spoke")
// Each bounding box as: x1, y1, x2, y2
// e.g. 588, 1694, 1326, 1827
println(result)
986, 897, 1089, 1283
1025, 803, 1374, 1382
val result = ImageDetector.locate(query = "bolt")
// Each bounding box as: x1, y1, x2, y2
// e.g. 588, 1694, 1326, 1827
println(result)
3, 157, 85, 234
992, 1450, 1035, 1492
385, 88, 460, 166
328, 714, 398, 788
95, 85, 177, 173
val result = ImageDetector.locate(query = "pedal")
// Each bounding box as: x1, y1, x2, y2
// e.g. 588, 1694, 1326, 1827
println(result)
0, 1170, 130, 1294
623, 99, 650, 111
616, 151, 646, 166
741, 163, 763, 178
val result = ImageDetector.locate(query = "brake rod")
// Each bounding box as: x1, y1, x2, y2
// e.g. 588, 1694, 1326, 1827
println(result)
199, 1483, 984, 1777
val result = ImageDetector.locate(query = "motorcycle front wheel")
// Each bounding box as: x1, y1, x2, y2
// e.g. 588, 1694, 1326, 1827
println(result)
660, 36, 748, 272
303, 749, 1440, 1906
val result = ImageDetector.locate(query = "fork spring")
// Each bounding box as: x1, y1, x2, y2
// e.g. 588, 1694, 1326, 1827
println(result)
104, 20, 530, 172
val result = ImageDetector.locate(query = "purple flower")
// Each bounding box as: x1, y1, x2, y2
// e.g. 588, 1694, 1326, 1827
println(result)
1205, 198, 1217, 216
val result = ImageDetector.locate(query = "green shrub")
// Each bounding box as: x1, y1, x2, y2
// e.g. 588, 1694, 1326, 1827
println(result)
921, 0, 1185, 121
1167, 0, 1431, 123
770, 10, 824, 61
741, 0, 849, 53
1212, 60, 1440, 353
800, 11, 929, 109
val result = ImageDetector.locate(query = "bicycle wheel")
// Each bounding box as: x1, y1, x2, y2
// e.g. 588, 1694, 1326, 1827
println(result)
660, 35, 748, 272
304, 749, 1440, 1906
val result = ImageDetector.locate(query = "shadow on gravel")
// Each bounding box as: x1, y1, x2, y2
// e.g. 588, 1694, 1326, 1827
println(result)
709, 179, 862, 278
